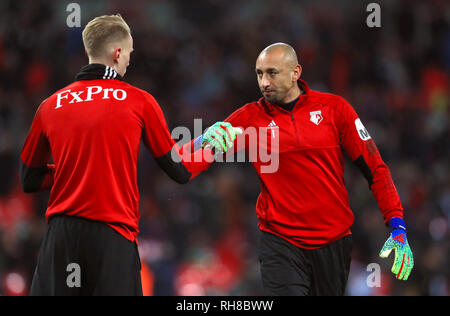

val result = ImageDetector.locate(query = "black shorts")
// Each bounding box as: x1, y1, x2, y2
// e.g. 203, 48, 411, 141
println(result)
30, 215, 142, 296
258, 231, 352, 296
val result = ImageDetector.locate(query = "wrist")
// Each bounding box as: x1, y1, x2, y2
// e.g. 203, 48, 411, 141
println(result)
193, 135, 204, 151
389, 217, 407, 233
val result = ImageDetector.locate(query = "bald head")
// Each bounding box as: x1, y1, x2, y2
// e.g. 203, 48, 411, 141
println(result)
258, 43, 299, 68
255, 43, 302, 104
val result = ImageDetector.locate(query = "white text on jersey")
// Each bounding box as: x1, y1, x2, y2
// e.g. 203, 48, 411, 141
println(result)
55, 86, 127, 109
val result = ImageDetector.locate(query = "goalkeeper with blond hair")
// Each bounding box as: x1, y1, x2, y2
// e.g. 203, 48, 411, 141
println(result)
20, 14, 240, 296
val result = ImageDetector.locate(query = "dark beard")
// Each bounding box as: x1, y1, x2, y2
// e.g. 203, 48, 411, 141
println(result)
262, 91, 283, 105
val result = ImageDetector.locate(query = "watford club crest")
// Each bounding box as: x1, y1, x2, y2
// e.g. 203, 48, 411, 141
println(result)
310, 110, 323, 125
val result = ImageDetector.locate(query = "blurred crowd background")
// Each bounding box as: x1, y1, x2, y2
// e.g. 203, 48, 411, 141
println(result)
0, 0, 448, 296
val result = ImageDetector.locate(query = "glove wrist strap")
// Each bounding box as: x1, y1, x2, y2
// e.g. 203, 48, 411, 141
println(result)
389, 217, 407, 233
193, 135, 204, 151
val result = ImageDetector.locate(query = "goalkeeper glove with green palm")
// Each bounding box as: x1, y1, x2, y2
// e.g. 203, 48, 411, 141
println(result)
195, 122, 242, 153
379, 217, 414, 280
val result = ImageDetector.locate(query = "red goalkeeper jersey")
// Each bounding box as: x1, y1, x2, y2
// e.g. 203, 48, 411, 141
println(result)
20, 64, 212, 242
198, 79, 404, 249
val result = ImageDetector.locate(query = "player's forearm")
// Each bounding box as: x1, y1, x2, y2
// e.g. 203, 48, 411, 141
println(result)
19, 161, 55, 193
151, 122, 238, 183
176, 143, 214, 181
154, 144, 214, 184
367, 162, 404, 223
154, 151, 191, 184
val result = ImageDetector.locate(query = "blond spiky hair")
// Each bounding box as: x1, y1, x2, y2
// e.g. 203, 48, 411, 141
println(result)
82, 14, 131, 58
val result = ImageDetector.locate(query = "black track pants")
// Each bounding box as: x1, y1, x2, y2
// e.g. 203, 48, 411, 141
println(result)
30, 215, 142, 296
258, 231, 352, 296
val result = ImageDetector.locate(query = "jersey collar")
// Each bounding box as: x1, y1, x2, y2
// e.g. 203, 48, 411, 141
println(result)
75, 64, 123, 81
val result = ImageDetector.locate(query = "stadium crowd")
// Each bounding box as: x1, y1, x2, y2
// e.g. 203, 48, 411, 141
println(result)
0, 0, 448, 295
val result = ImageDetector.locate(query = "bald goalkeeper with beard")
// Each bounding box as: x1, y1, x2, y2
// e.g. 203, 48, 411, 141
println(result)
188, 43, 414, 295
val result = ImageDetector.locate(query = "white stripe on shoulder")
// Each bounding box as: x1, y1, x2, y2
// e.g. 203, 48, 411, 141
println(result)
103, 66, 109, 79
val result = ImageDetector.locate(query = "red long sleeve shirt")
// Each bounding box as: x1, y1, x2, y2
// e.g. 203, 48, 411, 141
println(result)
20, 65, 213, 242
190, 79, 404, 249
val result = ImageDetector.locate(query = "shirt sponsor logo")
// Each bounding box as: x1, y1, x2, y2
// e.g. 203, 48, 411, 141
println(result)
355, 118, 371, 141
55, 86, 127, 109
310, 110, 323, 125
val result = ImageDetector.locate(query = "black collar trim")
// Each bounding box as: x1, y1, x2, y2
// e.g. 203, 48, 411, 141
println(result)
75, 64, 123, 81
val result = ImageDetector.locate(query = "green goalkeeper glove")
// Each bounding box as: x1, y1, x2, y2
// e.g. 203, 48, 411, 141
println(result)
379, 217, 414, 280
200, 122, 242, 153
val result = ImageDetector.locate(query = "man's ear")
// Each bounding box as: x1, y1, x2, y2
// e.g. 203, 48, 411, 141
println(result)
293, 64, 302, 81
113, 47, 122, 64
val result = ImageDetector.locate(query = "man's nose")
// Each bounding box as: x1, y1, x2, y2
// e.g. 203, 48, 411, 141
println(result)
261, 74, 271, 89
